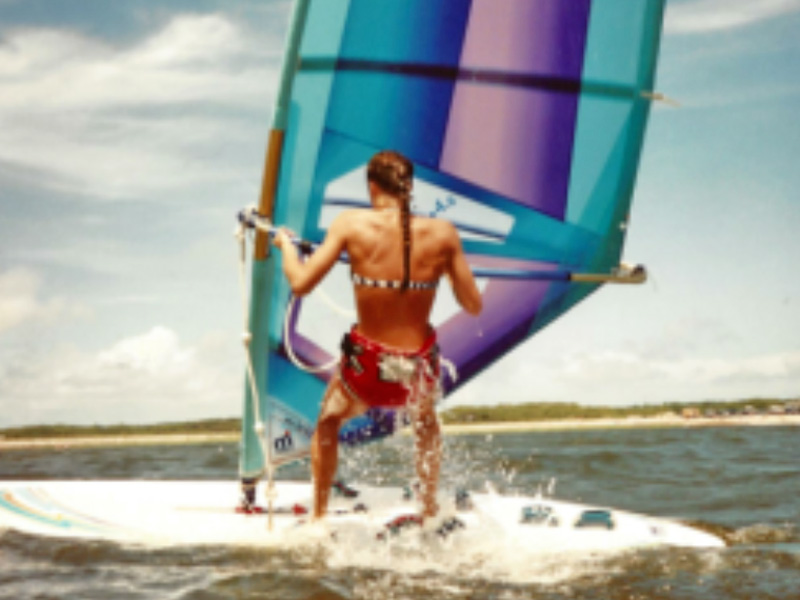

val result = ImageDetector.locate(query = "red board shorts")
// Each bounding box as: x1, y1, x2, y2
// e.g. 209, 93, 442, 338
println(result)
338, 326, 441, 408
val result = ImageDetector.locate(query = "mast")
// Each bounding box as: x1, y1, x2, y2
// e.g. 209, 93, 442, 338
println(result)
240, 0, 311, 530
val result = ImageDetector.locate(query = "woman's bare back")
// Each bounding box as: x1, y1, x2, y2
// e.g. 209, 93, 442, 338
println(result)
275, 206, 480, 350
344, 209, 454, 349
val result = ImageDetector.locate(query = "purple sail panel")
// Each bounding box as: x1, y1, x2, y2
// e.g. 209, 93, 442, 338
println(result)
436, 256, 560, 387
285, 297, 335, 384
456, 0, 591, 76
440, 0, 591, 219
441, 84, 576, 219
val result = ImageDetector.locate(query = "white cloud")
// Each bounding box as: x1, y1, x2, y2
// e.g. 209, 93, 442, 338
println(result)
0, 326, 240, 426
665, 0, 800, 35
0, 15, 275, 111
95, 326, 195, 376
549, 349, 800, 404
133, 14, 247, 68
558, 350, 800, 385
448, 345, 800, 408
0, 14, 281, 198
0, 267, 88, 334
4, 319, 797, 426
0, 111, 255, 198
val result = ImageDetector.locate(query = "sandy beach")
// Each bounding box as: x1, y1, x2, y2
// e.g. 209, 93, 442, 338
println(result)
1, 413, 798, 450
0, 432, 239, 450
440, 413, 800, 434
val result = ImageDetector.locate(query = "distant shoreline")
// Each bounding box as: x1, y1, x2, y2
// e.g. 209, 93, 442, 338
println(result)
440, 413, 800, 434
0, 432, 239, 450
1, 414, 798, 450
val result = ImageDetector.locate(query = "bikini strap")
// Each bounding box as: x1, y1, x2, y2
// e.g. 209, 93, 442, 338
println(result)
351, 271, 438, 291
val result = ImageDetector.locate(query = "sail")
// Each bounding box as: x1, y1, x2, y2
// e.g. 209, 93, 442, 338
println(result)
241, 0, 666, 477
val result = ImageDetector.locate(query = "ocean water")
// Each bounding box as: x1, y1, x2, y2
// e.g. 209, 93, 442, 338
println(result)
1, 425, 798, 599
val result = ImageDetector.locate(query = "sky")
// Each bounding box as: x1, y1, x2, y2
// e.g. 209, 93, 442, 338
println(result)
0, 0, 798, 427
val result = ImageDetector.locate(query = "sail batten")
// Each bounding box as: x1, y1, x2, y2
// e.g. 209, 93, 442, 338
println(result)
301, 57, 641, 99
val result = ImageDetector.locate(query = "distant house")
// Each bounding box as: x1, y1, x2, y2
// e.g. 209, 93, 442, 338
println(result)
682, 407, 700, 419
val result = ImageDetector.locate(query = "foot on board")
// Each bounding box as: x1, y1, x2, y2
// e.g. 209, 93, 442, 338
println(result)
235, 503, 308, 515
377, 514, 466, 541
235, 504, 265, 515
332, 480, 360, 498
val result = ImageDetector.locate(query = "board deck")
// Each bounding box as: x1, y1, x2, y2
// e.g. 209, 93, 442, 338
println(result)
0, 480, 724, 552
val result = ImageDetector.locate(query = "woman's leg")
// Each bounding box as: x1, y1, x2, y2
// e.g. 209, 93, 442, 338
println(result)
311, 375, 364, 519
411, 386, 441, 519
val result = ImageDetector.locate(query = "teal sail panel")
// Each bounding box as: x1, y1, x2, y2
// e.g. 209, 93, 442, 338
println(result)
241, 0, 666, 475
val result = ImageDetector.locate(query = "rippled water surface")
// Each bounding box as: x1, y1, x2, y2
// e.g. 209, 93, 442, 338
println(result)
1, 426, 798, 599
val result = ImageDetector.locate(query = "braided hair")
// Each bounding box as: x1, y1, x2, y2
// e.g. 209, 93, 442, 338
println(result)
367, 151, 414, 291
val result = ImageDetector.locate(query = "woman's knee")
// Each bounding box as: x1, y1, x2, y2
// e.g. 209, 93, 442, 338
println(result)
318, 381, 351, 421
413, 408, 439, 434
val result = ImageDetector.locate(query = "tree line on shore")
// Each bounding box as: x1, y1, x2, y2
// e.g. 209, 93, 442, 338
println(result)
1, 398, 796, 440
439, 398, 798, 424
0, 418, 241, 440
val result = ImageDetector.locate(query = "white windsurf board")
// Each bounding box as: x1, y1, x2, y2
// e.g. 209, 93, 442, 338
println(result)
0, 480, 724, 553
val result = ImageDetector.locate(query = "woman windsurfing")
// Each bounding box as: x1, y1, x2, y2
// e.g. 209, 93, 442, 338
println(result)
273, 150, 482, 521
